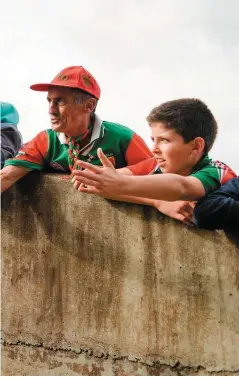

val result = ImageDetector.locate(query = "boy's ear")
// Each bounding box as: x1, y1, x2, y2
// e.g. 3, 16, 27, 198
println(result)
191, 137, 205, 154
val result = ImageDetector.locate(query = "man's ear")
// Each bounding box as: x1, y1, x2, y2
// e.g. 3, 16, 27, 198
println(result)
84, 98, 97, 113
192, 137, 205, 154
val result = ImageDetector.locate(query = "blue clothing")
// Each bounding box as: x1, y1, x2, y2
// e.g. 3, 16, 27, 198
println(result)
1, 102, 22, 168
194, 177, 239, 231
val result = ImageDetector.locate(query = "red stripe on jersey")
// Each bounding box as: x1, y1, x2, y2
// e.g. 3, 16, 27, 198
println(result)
125, 134, 152, 166
127, 157, 158, 175
16, 131, 49, 166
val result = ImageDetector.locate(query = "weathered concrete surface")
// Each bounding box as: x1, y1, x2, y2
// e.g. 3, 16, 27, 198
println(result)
1, 173, 239, 375
2, 343, 238, 376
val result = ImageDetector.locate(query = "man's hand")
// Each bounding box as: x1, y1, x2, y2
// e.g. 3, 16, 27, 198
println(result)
72, 148, 126, 195
154, 200, 196, 226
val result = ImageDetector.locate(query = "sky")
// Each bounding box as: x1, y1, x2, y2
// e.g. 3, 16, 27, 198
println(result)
1, 0, 239, 173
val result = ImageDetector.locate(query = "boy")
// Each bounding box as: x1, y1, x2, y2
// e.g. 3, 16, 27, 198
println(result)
71, 98, 236, 226
194, 177, 239, 231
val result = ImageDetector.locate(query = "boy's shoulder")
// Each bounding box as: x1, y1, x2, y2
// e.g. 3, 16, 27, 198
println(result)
190, 154, 237, 194
192, 154, 236, 183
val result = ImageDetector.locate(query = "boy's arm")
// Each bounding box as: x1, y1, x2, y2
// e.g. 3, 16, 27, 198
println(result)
1, 165, 31, 193
116, 167, 133, 176
72, 173, 195, 225
73, 149, 205, 201
94, 192, 195, 225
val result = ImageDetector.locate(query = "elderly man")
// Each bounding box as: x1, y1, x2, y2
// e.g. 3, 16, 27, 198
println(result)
1, 66, 152, 192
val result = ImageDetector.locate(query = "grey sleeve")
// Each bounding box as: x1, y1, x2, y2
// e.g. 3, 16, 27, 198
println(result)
1, 126, 22, 168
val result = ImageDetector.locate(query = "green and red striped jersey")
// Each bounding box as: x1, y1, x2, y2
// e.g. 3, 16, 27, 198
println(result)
4, 115, 152, 171
127, 155, 237, 194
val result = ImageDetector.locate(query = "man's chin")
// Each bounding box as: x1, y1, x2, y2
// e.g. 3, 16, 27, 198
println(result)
51, 122, 64, 132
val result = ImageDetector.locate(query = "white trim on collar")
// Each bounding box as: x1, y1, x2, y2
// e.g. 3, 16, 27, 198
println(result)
58, 132, 67, 144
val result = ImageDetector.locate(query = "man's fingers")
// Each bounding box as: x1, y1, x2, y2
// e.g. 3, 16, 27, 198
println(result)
97, 148, 114, 168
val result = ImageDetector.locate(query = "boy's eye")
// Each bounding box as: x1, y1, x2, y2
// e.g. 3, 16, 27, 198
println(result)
160, 138, 169, 143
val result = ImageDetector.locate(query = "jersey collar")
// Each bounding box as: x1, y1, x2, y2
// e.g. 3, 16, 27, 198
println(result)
191, 154, 211, 174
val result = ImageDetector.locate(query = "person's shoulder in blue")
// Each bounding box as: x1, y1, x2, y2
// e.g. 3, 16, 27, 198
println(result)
1, 102, 22, 168
194, 177, 239, 232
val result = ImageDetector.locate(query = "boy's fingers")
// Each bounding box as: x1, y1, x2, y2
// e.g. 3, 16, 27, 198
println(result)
176, 213, 194, 226
75, 160, 102, 173
73, 169, 102, 183
97, 148, 114, 168
73, 180, 81, 190
78, 185, 101, 195
183, 203, 194, 215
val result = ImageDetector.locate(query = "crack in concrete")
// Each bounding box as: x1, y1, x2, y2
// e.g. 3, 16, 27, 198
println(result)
2, 339, 238, 375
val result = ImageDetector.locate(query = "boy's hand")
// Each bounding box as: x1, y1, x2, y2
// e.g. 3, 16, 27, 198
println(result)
71, 148, 125, 195
154, 200, 196, 226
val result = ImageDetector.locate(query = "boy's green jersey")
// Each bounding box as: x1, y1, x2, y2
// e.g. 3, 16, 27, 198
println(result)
127, 154, 237, 194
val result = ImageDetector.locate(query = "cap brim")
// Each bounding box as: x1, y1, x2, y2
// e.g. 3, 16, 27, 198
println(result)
30, 83, 52, 91
30, 83, 73, 91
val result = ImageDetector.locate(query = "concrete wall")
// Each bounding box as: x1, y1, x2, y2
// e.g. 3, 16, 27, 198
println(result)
1, 173, 239, 375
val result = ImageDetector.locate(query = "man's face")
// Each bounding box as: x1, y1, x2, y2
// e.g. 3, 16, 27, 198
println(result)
47, 87, 87, 136
150, 122, 195, 175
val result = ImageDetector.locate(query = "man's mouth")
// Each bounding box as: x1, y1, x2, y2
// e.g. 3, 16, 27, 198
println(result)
50, 118, 61, 124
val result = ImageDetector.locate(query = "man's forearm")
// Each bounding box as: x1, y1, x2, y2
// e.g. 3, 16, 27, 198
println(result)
1, 166, 30, 193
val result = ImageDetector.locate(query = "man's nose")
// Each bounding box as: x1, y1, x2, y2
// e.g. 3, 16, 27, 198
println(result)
48, 103, 58, 115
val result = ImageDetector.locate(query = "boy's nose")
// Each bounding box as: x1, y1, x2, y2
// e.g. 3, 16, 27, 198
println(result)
151, 142, 160, 154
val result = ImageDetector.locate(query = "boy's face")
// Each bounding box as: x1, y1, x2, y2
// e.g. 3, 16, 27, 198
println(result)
150, 122, 195, 175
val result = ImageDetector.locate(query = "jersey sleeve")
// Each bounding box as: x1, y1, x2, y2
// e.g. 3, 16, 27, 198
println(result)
4, 130, 49, 171
191, 161, 237, 194
125, 134, 153, 165
127, 157, 158, 175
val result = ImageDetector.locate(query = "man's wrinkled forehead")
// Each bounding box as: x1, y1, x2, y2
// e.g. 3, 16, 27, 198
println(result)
47, 86, 73, 99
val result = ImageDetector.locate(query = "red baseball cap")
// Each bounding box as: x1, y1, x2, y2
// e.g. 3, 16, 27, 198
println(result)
30, 66, 101, 99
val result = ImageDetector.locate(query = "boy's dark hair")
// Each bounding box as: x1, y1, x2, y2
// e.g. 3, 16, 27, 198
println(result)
146, 98, 218, 152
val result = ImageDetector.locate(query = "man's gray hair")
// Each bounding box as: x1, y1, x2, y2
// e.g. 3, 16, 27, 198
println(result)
71, 88, 98, 113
